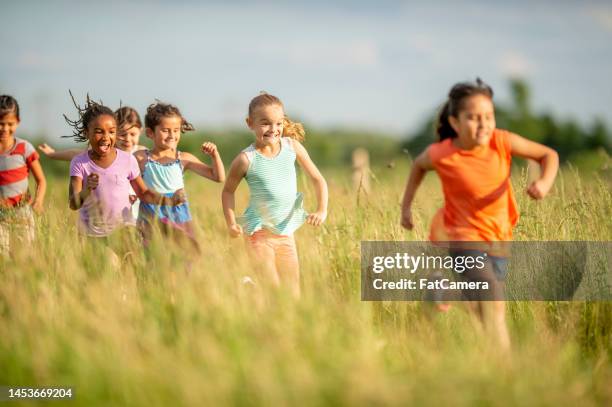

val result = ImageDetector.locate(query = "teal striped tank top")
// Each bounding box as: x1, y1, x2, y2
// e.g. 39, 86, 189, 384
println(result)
239, 137, 308, 236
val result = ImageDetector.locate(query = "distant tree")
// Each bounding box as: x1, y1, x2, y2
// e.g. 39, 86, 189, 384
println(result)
402, 79, 611, 162
586, 119, 611, 151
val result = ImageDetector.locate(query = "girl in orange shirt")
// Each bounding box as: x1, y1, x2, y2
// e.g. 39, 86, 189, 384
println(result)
401, 78, 559, 350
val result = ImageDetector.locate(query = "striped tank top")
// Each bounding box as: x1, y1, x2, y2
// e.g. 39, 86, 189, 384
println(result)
239, 137, 307, 236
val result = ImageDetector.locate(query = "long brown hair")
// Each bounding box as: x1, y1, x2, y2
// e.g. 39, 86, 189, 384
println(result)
436, 78, 494, 141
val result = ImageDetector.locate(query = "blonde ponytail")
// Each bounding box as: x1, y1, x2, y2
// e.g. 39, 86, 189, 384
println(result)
282, 116, 305, 142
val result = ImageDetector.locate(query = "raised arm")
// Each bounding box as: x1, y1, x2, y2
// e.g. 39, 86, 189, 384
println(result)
38, 143, 84, 161
292, 139, 328, 226
181, 142, 226, 182
221, 153, 249, 237
508, 133, 559, 199
401, 147, 434, 230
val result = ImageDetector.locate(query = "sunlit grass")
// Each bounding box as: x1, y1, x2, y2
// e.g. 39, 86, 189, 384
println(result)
0, 163, 610, 405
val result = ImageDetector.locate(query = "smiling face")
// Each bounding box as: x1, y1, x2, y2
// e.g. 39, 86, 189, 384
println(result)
146, 115, 182, 152
0, 113, 20, 143
86, 114, 116, 157
449, 94, 496, 149
246, 104, 285, 148
116, 124, 141, 152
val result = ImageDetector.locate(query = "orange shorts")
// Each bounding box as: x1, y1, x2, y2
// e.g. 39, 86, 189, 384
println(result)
244, 229, 299, 282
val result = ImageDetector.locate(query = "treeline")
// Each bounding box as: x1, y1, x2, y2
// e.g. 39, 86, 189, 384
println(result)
37, 127, 401, 177
179, 128, 401, 169
38, 79, 611, 177
403, 79, 612, 162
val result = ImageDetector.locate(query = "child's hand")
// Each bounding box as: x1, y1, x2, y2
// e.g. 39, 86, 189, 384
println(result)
31, 199, 44, 214
527, 179, 552, 200
401, 207, 414, 230
201, 142, 219, 157
86, 173, 99, 190
27, 196, 44, 214
228, 223, 243, 238
306, 210, 327, 226
38, 143, 55, 156
171, 188, 186, 205
129, 195, 138, 205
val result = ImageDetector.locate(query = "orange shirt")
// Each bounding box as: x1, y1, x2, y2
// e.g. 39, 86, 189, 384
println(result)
428, 128, 519, 242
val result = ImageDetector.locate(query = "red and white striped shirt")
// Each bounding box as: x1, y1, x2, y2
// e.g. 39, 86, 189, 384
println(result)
0, 137, 40, 207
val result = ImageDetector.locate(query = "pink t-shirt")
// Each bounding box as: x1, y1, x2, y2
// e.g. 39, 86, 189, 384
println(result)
70, 149, 140, 237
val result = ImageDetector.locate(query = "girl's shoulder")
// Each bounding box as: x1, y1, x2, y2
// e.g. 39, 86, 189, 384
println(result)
115, 148, 130, 157
281, 136, 295, 150
241, 144, 256, 163
177, 150, 198, 169
114, 148, 137, 164
70, 149, 91, 165
427, 138, 453, 163
69, 150, 96, 175
177, 150, 195, 160
132, 148, 148, 159
490, 128, 515, 158
131, 149, 149, 171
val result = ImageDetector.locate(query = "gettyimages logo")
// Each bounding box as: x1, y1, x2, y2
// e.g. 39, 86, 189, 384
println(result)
371, 252, 487, 274
361, 241, 611, 301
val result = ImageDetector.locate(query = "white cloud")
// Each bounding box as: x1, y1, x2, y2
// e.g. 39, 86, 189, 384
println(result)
497, 51, 535, 77
257, 39, 381, 69
16, 51, 64, 71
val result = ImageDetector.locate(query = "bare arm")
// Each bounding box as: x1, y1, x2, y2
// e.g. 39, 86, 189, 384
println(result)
38, 144, 84, 161
508, 133, 559, 199
69, 175, 97, 210
292, 139, 328, 226
28, 160, 47, 213
401, 147, 434, 230
130, 176, 184, 206
181, 143, 226, 182
221, 153, 249, 237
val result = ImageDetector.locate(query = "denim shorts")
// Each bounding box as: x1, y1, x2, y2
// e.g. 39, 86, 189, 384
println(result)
447, 248, 508, 300
449, 249, 509, 282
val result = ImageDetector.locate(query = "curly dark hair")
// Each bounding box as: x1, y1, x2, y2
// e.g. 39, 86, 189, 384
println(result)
144, 101, 194, 133
63, 91, 115, 143
0, 95, 20, 120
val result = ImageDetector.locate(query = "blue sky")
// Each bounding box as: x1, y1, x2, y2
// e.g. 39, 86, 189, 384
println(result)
2, 0, 612, 142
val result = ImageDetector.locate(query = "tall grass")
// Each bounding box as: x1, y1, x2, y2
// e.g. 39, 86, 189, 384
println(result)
0, 163, 610, 406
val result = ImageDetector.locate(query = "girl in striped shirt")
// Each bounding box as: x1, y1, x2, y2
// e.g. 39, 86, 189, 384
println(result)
0, 95, 46, 258
222, 93, 328, 298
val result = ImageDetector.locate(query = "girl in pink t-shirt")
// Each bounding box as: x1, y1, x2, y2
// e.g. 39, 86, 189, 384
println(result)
64, 93, 184, 240
40, 106, 146, 221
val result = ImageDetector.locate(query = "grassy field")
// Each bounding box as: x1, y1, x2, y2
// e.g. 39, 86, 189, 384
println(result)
0, 161, 610, 406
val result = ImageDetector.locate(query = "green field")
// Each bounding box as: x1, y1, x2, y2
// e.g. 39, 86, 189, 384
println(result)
0, 161, 610, 406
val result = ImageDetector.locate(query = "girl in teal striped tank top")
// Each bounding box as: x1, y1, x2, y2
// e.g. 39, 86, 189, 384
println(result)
222, 93, 328, 298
